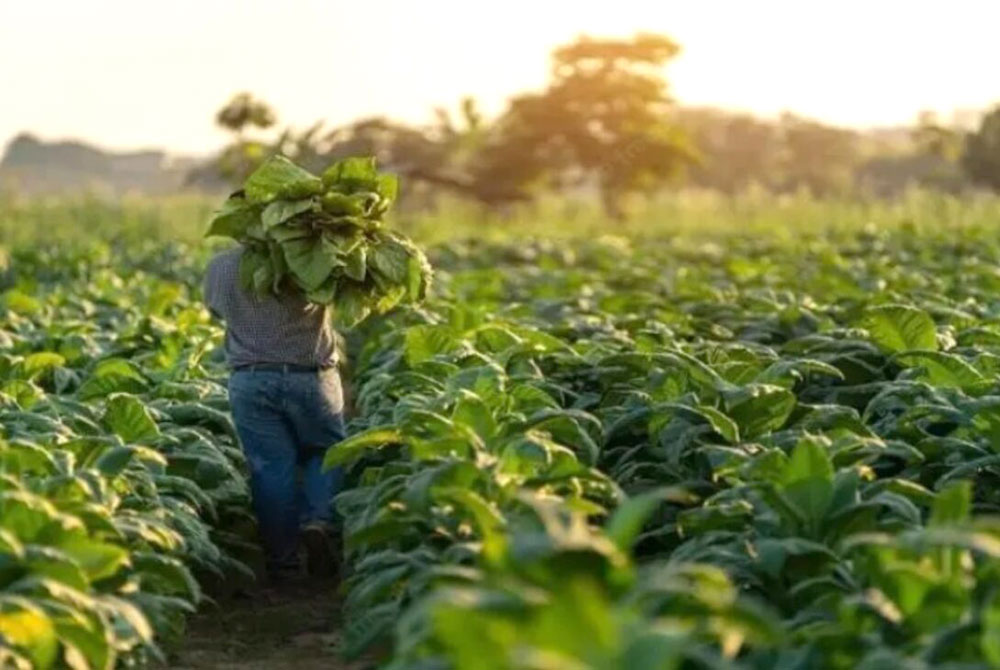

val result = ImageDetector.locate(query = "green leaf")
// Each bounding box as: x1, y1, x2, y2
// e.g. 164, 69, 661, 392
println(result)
452, 393, 498, 440
102, 394, 160, 443
93, 444, 165, 476
323, 427, 403, 469
724, 384, 796, 439
237, 248, 269, 292
651, 403, 740, 444
982, 596, 1000, 666
368, 238, 410, 285
54, 534, 130, 581
895, 351, 984, 390
268, 221, 312, 243
18, 352, 65, 380
756, 358, 845, 387
283, 237, 339, 292
322, 156, 378, 189
131, 553, 201, 601
434, 488, 507, 563
376, 173, 399, 201
53, 611, 113, 670
780, 437, 835, 528
341, 601, 398, 660
244, 155, 323, 204
206, 196, 259, 239
863, 304, 938, 353
261, 198, 314, 229
784, 436, 834, 483
1, 380, 43, 409
146, 283, 182, 317
0, 598, 58, 669
606, 487, 697, 552
2, 289, 42, 316
320, 191, 365, 216
520, 409, 602, 465
404, 325, 456, 366
334, 283, 372, 328
78, 358, 149, 400
756, 537, 837, 578
343, 244, 367, 282
406, 252, 429, 301
930, 480, 971, 526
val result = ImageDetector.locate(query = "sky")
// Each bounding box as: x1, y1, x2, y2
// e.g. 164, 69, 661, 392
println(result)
1, 0, 998, 155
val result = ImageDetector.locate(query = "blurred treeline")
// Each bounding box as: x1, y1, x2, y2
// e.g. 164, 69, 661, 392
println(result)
4, 32, 999, 219
192, 33, 1000, 218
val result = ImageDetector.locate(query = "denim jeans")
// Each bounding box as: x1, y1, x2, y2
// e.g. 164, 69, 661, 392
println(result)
227, 367, 346, 572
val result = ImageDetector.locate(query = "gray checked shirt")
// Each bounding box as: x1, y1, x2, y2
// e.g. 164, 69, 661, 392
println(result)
203, 247, 338, 369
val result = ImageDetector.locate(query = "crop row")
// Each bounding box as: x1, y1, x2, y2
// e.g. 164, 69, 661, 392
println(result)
0, 246, 248, 669
6, 222, 1000, 669
333, 231, 1000, 669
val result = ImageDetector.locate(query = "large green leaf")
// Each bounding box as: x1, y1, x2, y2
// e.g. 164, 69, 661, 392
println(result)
930, 480, 971, 526
724, 384, 796, 439
17, 352, 65, 380
244, 155, 323, 203
323, 427, 403, 469
404, 325, 457, 367
54, 534, 130, 582
780, 437, 835, 530
605, 487, 697, 552
102, 394, 160, 444
368, 238, 411, 285
260, 198, 315, 229
376, 173, 398, 202
452, 393, 498, 441
322, 156, 379, 190
895, 351, 984, 390
77, 358, 148, 400
237, 247, 269, 291
283, 236, 340, 292
206, 196, 259, 239
334, 283, 372, 328
343, 244, 367, 282
0, 598, 58, 669
863, 304, 938, 353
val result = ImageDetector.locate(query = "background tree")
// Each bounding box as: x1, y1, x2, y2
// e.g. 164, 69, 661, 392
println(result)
777, 114, 858, 195
913, 110, 962, 162
483, 33, 694, 218
675, 107, 781, 193
962, 105, 1000, 192
215, 92, 276, 135
213, 92, 278, 181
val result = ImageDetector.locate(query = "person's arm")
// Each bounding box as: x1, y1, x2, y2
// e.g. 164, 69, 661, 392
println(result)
203, 260, 224, 320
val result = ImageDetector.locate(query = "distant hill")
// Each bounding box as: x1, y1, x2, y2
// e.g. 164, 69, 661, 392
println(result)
0, 133, 207, 195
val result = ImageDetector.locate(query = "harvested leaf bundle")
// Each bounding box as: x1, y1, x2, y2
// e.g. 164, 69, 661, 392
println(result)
206, 155, 432, 327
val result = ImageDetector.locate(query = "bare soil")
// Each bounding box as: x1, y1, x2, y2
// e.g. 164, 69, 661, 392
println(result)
164, 577, 372, 670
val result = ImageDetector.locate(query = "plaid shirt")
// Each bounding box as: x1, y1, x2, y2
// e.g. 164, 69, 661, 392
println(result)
203, 247, 338, 369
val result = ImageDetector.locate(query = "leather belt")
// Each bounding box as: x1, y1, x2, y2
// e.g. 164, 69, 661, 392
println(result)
233, 363, 334, 373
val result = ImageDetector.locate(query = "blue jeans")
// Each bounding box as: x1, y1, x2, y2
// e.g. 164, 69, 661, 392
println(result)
227, 367, 346, 571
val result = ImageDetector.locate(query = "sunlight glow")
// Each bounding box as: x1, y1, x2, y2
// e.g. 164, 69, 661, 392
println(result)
1, 0, 997, 153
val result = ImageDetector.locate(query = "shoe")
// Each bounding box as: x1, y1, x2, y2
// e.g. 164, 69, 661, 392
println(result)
300, 522, 338, 578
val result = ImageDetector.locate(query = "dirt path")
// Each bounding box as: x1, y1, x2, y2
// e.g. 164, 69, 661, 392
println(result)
165, 578, 371, 670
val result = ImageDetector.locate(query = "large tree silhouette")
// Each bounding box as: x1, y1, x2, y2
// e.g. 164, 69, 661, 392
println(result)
480, 33, 693, 218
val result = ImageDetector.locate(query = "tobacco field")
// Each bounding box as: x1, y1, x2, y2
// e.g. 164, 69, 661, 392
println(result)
5, 195, 1000, 668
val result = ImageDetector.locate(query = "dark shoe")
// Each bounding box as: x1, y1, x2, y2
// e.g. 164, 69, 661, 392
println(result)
301, 523, 338, 578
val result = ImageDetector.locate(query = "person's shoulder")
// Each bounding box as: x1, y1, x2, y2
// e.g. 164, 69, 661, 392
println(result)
207, 247, 243, 275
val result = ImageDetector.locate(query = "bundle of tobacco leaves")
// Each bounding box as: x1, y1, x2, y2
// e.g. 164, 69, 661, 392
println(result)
207, 155, 432, 327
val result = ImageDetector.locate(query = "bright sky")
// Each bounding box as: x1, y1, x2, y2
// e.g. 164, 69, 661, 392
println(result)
1, 0, 998, 155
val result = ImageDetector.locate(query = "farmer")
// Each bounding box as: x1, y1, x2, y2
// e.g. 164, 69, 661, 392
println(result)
203, 244, 345, 583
